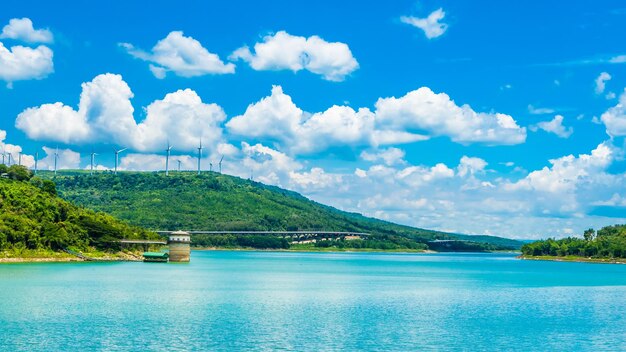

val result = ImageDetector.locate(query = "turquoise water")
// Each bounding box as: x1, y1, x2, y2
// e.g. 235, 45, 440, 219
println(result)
1, 251, 625, 351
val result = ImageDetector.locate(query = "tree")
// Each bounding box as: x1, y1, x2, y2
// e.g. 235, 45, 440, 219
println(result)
7, 165, 33, 181
583, 228, 595, 241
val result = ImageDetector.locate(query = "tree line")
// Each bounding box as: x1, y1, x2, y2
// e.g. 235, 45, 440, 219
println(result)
521, 226, 626, 258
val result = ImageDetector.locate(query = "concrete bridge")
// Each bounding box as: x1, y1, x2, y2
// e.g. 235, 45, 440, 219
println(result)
154, 230, 370, 242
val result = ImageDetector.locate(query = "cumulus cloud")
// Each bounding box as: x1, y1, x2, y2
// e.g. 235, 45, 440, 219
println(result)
289, 168, 342, 192
226, 86, 427, 154
600, 89, 626, 137
0, 42, 53, 86
16, 73, 133, 144
230, 31, 359, 81
457, 156, 487, 177
507, 142, 613, 194
0, 18, 53, 44
39, 146, 81, 170
400, 8, 448, 39
16, 73, 226, 152
136, 89, 226, 151
120, 31, 235, 78
360, 147, 407, 166
595, 72, 611, 94
530, 115, 573, 138
375, 87, 526, 145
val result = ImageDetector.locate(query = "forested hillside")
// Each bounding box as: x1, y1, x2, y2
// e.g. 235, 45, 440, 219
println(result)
0, 165, 158, 255
47, 171, 523, 251
521, 226, 626, 260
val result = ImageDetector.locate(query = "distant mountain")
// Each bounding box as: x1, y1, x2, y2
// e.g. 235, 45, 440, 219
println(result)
45, 171, 523, 251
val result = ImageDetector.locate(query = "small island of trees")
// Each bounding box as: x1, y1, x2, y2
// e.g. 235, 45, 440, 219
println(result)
521, 225, 626, 261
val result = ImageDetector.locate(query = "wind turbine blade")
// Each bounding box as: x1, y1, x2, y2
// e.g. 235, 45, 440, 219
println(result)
119, 148, 127, 153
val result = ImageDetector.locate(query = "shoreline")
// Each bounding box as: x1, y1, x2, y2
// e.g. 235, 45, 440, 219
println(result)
519, 255, 626, 264
0, 250, 144, 264
1, 248, 520, 263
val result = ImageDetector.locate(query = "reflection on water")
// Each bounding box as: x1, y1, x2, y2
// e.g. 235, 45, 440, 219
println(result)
1, 252, 625, 351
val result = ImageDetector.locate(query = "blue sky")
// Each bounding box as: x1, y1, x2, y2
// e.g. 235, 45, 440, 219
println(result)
2, 0, 626, 239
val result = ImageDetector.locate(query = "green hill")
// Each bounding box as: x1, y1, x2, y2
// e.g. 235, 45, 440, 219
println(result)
45, 171, 523, 251
0, 165, 158, 258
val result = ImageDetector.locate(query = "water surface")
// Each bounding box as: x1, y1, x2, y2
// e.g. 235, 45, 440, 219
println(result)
1, 252, 625, 351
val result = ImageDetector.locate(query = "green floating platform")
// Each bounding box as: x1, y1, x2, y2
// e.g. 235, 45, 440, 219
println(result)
143, 252, 169, 263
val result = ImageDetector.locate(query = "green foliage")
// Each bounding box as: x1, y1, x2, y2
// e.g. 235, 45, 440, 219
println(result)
6, 165, 33, 181
43, 171, 522, 251
0, 177, 158, 253
192, 234, 290, 249
521, 225, 626, 259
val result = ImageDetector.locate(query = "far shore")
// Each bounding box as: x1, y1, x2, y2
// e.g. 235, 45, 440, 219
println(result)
520, 255, 626, 264
192, 246, 437, 254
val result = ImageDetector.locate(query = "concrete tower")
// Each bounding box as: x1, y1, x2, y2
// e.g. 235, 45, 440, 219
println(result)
168, 230, 191, 262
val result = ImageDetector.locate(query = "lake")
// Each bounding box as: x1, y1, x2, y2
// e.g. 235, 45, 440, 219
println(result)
1, 251, 625, 351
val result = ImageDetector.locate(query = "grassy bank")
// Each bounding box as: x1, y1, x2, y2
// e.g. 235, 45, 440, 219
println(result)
0, 248, 146, 263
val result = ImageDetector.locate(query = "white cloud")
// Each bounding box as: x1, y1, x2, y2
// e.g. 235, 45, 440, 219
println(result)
595, 72, 611, 94
120, 31, 235, 78
375, 87, 526, 145
289, 167, 342, 191
400, 8, 448, 39
530, 115, 573, 138
136, 89, 226, 151
0, 42, 53, 86
16, 102, 89, 144
230, 31, 359, 81
16, 73, 226, 153
0, 130, 36, 168
360, 147, 406, 166
528, 104, 555, 115
507, 142, 614, 194
0, 18, 53, 44
601, 89, 626, 137
226, 85, 302, 142
610, 55, 626, 63
457, 156, 487, 177
16, 73, 133, 144
39, 146, 81, 170
226, 86, 426, 154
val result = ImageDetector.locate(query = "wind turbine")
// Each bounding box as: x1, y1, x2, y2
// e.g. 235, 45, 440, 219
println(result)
18, 152, 22, 166
219, 155, 224, 173
7, 153, 12, 166
1, 150, 5, 165
34, 152, 38, 175
113, 147, 127, 175
90, 151, 97, 175
165, 142, 173, 176
209, 161, 213, 172
53, 148, 59, 175
177, 159, 182, 172
197, 140, 203, 175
